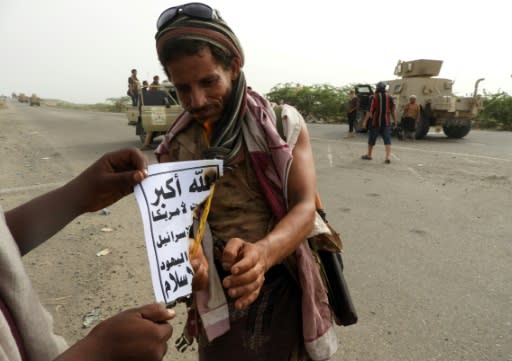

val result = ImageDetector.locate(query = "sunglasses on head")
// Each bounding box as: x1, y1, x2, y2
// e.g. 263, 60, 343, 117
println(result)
156, 2, 219, 31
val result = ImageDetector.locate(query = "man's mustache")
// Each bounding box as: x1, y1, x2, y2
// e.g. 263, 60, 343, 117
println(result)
189, 104, 217, 115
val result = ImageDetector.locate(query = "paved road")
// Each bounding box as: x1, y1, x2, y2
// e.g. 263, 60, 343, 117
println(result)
1, 101, 511, 361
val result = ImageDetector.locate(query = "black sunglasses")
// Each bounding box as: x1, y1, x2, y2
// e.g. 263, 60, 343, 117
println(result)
156, 2, 218, 31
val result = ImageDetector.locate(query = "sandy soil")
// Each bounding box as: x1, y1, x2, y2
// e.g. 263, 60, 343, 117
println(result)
2, 101, 511, 361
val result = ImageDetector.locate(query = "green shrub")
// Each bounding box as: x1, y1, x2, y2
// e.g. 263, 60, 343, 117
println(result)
266, 83, 357, 121
475, 91, 512, 130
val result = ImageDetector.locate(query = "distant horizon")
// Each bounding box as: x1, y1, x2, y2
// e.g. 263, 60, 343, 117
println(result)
9, 74, 497, 106
1, 0, 510, 104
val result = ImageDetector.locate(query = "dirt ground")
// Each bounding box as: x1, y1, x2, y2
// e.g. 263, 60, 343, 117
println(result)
1, 101, 511, 361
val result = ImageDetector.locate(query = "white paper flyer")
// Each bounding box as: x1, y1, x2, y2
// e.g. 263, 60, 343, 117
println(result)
134, 159, 223, 305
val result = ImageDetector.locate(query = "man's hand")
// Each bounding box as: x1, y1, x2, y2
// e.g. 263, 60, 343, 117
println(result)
221, 238, 268, 310
55, 304, 174, 361
189, 240, 209, 291
69, 148, 148, 213
6, 148, 149, 255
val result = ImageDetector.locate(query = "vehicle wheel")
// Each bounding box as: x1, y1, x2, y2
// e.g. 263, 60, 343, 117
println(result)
415, 111, 430, 139
443, 123, 471, 138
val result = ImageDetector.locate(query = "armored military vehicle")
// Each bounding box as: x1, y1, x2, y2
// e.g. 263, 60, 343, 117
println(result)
386, 59, 484, 139
128, 82, 183, 144
30, 94, 41, 106
18, 93, 29, 103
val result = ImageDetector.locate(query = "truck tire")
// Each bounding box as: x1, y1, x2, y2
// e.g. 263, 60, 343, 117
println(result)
443, 123, 471, 138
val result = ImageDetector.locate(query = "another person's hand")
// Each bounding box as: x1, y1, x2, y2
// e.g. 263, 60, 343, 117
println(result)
68, 148, 149, 213
221, 238, 268, 309
189, 240, 209, 291
55, 304, 174, 361
5, 148, 149, 255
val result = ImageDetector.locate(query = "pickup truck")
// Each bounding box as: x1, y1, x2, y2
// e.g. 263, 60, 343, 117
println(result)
127, 83, 183, 144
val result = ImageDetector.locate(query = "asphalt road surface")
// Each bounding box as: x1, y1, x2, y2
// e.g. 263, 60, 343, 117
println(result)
1, 101, 511, 361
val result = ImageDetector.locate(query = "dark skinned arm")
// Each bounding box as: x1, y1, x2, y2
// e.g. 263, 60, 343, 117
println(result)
53, 304, 174, 361
5, 148, 148, 255
221, 125, 317, 309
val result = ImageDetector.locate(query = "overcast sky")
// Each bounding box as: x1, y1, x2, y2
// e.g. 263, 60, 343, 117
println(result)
1, 0, 510, 103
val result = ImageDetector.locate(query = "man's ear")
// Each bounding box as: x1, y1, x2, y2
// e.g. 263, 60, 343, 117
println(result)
230, 57, 241, 80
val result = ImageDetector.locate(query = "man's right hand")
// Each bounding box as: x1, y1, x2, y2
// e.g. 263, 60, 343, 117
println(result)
55, 304, 174, 361
68, 147, 149, 214
189, 240, 209, 291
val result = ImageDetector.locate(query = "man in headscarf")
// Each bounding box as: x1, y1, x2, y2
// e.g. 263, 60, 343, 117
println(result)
154, 3, 337, 360
401, 94, 421, 141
